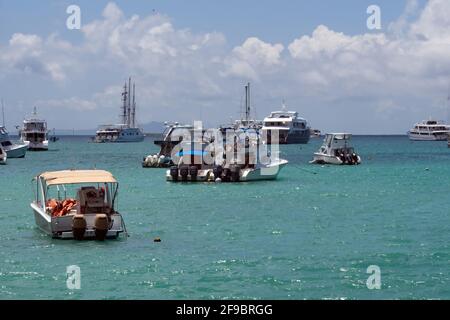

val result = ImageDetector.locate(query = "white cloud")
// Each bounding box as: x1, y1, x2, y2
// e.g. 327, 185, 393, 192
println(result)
1, 0, 450, 133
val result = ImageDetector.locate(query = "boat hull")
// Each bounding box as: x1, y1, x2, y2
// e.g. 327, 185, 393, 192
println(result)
408, 132, 448, 141
31, 203, 124, 240
311, 153, 361, 165
4, 143, 27, 158
166, 161, 288, 182
24, 140, 49, 151
263, 128, 310, 144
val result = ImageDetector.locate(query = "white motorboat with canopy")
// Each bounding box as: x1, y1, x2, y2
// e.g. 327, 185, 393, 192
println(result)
31, 170, 126, 240
311, 133, 361, 165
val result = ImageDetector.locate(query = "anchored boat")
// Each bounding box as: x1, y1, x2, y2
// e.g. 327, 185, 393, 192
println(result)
0, 126, 27, 158
20, 107, 49, 151
93, 78, 144, 143
31, 170, 127, 240
262, 108, 310, 144
166, 131, 288, 182
311, 133, 361, 165
0, 146, 6, 165
408, 119, 450, 141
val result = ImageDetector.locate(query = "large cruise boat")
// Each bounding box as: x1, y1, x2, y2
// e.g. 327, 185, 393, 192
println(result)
261, 104, 310, 144
20, 107, 49, 151
93, 78, 144, 143
407, 119, 450, 141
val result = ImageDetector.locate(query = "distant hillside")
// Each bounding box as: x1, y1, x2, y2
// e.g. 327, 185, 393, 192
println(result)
141, 121, 165, 134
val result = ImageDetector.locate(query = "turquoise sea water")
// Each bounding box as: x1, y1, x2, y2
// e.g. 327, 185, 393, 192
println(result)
1, 135, 450, 300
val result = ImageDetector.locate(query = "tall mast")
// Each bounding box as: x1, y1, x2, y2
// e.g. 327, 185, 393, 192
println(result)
122, 82, 128, 125
127, 77, 132, 127
132, 82, 136, 128
245, 82, 251, 122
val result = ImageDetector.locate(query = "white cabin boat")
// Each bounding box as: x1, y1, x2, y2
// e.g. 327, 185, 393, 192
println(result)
31, 170, 126, 240
311, 133, 361, 165
93, 78, 144, 143
0, 126, 27, 158
20, 107, 49, 151
261, 105, 310, 144
408, 119, 450, 141
166, 131, 288, 182
0, 146, 6, 165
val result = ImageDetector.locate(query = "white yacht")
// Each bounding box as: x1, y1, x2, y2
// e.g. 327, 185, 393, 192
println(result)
166, 131, 288, 182
408, 119, 450, 141
261, 105, 310, 144
0, 126, 27, 158
0, 146, 6, 165
20, 107, 49, 151
31, 170, 127, 240
311, 133, 361, 165
94, 78, 144, 143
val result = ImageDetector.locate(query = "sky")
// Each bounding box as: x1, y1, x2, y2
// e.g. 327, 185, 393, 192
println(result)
1, 0, 449, 134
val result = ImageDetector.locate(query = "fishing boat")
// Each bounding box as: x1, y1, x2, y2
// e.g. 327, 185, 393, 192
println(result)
407, 119, 450, 141
0, 146, 6, 165
0, 126, 27, 158
142, 122, 194, 168
93, 78, 144, 143
20, 107, 49, 151
166, 131, 288, 182
31, 170, 127, 240
311, 133, 361, 165
261, 103, 310, 144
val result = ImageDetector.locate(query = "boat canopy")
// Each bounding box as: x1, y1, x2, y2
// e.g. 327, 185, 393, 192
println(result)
37, 170, 117, 186
327, 133, 352, 140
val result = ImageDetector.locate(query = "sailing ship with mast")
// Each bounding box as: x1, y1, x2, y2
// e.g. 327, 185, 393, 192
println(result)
93, 77, 144, 143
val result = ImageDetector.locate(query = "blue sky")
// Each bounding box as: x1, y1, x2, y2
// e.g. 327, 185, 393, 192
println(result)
0, 0, 418, 45
1, 0, 449, 134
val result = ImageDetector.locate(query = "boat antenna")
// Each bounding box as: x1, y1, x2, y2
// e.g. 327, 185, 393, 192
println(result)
1, 99, 4, 127
33, 106, 37, 116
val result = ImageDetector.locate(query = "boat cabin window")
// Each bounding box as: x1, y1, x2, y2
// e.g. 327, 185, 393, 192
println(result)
1, 141, 12, 147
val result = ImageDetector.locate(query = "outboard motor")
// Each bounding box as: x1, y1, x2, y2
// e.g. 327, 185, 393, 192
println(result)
230, 165, 241, 182
72, 214, 87, 240
94, 214, 108, 241
180, 165, 189, 181
170, 166, 179, 181
213, 165, 223, 180
189, 166, 198, 181
222, 168, 231, 182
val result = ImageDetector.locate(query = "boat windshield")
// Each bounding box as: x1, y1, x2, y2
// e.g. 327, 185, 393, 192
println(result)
43, 183, 117, 217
